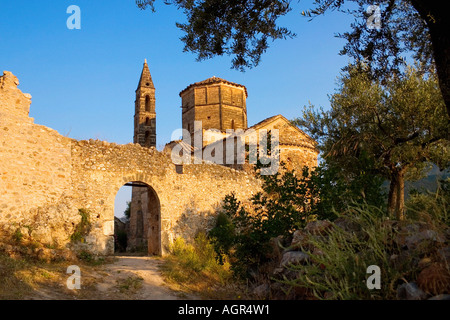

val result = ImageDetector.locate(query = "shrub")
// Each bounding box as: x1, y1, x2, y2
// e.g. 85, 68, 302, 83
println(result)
76, 250, 106, 266
165, 233, 231, 283
209, 161, 385, 279
280, 200, 449, 300
70, 209, 91, 243
287, 204, 397, 299
161, 233, 235, 298
209, 193, 278, 278
209, 211, 235, 261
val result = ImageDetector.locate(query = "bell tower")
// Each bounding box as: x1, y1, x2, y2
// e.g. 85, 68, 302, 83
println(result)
134, 59, 156, 147
128, 60, 157, 253
179, 76, 248, 138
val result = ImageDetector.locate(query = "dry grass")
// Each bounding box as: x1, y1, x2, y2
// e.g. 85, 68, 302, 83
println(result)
159, 234, 252, 300
280, 201, 449, 300
0, 252, 72, 299
0, 251, 115, 300
115, 275, 144, 293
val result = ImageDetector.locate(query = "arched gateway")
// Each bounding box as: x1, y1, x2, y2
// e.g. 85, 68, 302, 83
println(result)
122, 180, 161, 255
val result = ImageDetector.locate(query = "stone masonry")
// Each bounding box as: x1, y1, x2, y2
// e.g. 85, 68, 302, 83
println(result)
180, 76, 248, 138
0, 66, 318, 257
0, 70, 262, 256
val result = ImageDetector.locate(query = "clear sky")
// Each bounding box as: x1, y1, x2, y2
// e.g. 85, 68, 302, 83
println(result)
0, 0, 358, 218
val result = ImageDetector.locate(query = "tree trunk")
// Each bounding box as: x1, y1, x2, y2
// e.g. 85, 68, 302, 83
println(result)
395, 171, 405, 221
387, 170, 406, 220
387, 174, 398, 217
411, 0, 450, 118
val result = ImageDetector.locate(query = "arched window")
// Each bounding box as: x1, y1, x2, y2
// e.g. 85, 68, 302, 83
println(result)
144, 131, 150, 144
231, 119, 236, 130
145, 95, 151, 112
145, 117, 150, 126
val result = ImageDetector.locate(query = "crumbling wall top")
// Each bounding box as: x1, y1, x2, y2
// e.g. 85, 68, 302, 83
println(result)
0, 71, 33, 122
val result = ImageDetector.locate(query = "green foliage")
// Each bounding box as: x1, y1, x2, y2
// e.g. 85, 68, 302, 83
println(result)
295, 65, 448, 219
136, 0, 294, 71
70, 209, 91, 243
210, 193, 274, 277
77, 250, 94, 262
281, 204, 414, 300
407, 178, 449, 226
170, 233, 219, 273
210, 177, 312, 278
135, 0, 433, 77
208, 211, 235, 264
297, 65, 447, 167
325, 0, 434, 82
278, 183, 449, 300
123, 201, 131, 220
136, 0, 449, 119
116, 275, 144, 293
307, 157, 386, 219
210, 160, 385, 278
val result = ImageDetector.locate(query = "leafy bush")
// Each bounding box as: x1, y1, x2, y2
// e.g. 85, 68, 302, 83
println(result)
123, 201, 131, 220
306, 156, 386, 220
209, 162, 385, 278
208, 211, 235, 264
209, 192, 288, 278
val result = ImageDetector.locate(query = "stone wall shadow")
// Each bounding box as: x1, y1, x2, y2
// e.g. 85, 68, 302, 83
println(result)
171, 198, 223, 243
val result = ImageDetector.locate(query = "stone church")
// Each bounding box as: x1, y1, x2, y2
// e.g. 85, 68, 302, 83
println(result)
127, 60, 318, 252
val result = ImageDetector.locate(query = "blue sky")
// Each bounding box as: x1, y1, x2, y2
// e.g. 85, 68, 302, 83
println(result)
1, 0, 358, 217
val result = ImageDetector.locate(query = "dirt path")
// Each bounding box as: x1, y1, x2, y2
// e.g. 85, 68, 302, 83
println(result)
94, 255, 194, 300
25, 255, 197, 300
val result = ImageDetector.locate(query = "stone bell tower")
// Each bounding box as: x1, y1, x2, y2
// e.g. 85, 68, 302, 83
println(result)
127, 60, 158, 254
134, 59, 156, 147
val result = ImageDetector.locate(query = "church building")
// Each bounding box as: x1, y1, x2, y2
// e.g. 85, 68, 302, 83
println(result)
127, 60, 318, 252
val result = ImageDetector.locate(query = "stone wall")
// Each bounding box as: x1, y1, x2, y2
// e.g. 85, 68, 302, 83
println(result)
0, 71, 77, 249
0, 71, 263, 256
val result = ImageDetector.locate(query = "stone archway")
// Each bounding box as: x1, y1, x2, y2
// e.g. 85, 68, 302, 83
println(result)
146, 184, 161, 255
124, 180, 161, 256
